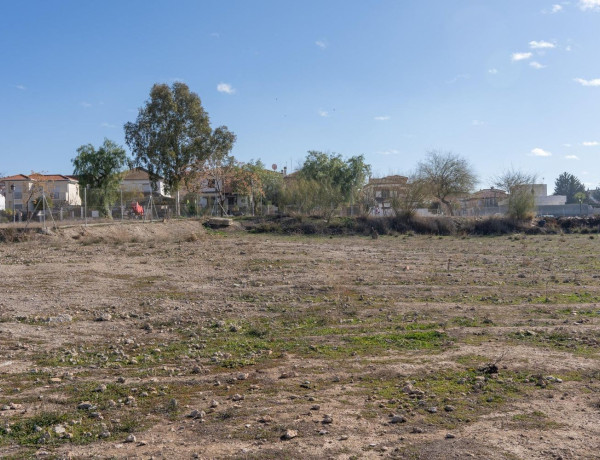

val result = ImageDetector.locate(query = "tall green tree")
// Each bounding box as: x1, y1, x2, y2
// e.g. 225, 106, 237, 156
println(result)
553, 172, 585, 203
416, 150, 477, 216
72, 138, 127, 217
298, 151, 371, 200
240, 160, 284, 209
124, 82, 235, 213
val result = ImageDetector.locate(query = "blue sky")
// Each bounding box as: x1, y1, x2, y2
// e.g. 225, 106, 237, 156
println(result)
1, 0, 599, 190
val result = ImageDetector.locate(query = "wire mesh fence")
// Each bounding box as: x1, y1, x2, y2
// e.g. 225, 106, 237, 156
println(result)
0, 186, 284, 227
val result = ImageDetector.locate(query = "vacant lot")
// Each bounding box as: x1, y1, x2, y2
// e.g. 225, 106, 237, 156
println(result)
1, 222, 599, 459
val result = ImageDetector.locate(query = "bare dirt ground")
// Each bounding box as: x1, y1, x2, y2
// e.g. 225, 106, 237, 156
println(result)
1, 221, 600, 459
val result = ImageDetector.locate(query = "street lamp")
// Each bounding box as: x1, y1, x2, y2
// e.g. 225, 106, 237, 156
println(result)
10, 184, 15, 223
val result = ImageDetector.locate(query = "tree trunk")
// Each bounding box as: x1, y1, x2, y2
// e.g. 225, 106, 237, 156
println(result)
441, 198, 454, 216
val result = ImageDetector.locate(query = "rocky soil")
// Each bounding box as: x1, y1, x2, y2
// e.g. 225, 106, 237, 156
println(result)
1, 221, 599, 459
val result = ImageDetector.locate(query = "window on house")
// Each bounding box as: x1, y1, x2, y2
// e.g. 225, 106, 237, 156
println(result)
13, 185, 22, 199
53, 187, 60, 200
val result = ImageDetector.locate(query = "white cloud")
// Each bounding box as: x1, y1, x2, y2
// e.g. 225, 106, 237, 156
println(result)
472, 120, 485, 126
488, 68, 498, 74
446, 73, 470, 84
565, 155, 580, 160
530, 61, 547, 69
81, 102, 92, 108
552, 4, 564, 12
374, 115, 390, 121
15, 84, 26, 90
579, 0, 600, 10
511, 52, 532, 61
318, 109, 329, 117
574, 77, 600, 86
315, 40, 327, 49
530, 147, 552, 157
529, 40, 556, 49
378, 149, 399, 156
217, 82, 236, 94
563, 143, 572, 147
100, 122, 116, 128
582, 141, 599, 146
565, 45, 572, 51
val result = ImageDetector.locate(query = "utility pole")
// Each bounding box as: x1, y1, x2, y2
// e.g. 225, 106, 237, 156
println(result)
10, 184, 15, 224
84, 185, 88, 227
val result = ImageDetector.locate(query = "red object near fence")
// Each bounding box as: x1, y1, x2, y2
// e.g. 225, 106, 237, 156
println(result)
131, 201, 144, 216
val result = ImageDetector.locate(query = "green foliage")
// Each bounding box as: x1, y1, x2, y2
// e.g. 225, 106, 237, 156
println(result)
241, 159, 284, 208
493, 168, 537, 221
416, 150, 477, 215
298, 151, 371, 201
279, 178, 345, 221
72, 138, 127, 217
554, 172, 585, 203
284, 151, 370, 220
124, 82, 235, 196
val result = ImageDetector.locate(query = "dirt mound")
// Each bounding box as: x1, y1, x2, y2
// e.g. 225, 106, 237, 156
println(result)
59, 220, 207, 243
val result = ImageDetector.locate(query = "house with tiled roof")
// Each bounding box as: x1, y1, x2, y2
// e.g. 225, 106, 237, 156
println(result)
0, 173, 81, 213
120, 168, 170, 197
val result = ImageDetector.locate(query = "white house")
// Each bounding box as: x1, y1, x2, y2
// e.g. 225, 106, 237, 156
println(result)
0, 192, 5, 211
0, 174, 81, 212
120, 168, 170, 197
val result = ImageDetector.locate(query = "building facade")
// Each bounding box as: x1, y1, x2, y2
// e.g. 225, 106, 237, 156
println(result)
0, 174, 81, 212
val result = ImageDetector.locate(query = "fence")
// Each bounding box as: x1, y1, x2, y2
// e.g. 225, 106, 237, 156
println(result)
0, 187, 287, 227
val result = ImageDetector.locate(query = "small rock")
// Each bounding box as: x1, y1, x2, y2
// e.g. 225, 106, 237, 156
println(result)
237, 373, 249, 381
340, 435, 349, 440
94, 384, 107, 393
390, 415, 406, 424
310, 404, 320, 411
322, 414, 333, 424
188, 409, 206, 419
444, 405, 455, 412
125, 434, 136, 443
445, 433, 456, 439
99, 431, 111, 438
412, 427, 424, 434
53, 425, 66, 435
96, 313, 112, 322
210, 400, 219, 408
279, 371, 296, 379
281, 429, 297, 440
47, 314, 73, 323
77, 402, 95, 410
427, 407, 438, 414
232, 394, 244, 401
